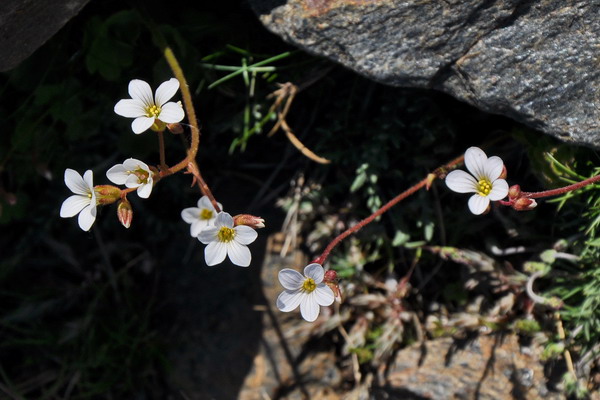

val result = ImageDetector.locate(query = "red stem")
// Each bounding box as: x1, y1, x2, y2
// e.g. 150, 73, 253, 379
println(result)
314, 178, 429, 265
522, 174, 600, 199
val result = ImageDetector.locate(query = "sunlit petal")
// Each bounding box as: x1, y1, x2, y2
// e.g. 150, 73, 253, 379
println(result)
128, 79, 153, 106
204, 241, 227, 266
314, 284, 335, 306
484, 156, 504, 181
300, 293, 320, 322
154, 78, 180, 106
445, 170, 478, 193
278, 269, 304, 290
227, 241, 251, 267
464, 147, 488, 180
114, 99, 146, 118
60, 195, 89, 217
234, 225, 257, 245
131, 117, 154, 134
468, 194, 490, 215
304, 263, 325, 284
488, 179, 509, 201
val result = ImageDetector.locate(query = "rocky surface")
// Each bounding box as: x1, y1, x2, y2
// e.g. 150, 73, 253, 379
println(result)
249, 0, 600, 149
0, 0, 90, 71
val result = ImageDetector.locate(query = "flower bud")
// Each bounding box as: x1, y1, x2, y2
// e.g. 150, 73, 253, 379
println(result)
508, 184, 521, 200
117, 199, 133, 228
167, 123, 184, 134
512, 197, 537, 211
94, 185, 122, 205
233, 214, 265, 229
498, 165, 508, 180
324, 269, 338, 283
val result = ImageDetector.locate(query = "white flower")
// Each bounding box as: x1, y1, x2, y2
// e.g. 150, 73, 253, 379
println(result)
60, 169, 97, 231
276, 263, 335, 322
198, 212, 257, 267
445, 146, 509, 215
106, 158, 154, 199
181, 196, 222, 237
114, 78, 185, 134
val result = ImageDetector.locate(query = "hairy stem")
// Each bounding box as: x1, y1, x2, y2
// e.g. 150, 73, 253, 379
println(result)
522, 174, 600, 199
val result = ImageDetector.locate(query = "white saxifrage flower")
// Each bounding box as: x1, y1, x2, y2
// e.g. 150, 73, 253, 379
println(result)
198, 212, 257, 267
114, 78, 185, 134
106, 158, 154, 199
445, 146, 509, 215
181, 196, 222, 237
60, 169, 97, 231
277, 263, 335, 322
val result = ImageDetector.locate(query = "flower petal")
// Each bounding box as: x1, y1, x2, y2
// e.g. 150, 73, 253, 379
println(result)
128, 79, 153, 106
464, 147, 488, 180
314, 284, 335, 306
190, 220, 209, 237
227, 241, 251, 267
82, 170, 94, 191
125, 174, 142, 188
304, 263, 325, 284
198, 227, 219, 244
158, 102, 185, 123
60, 195, 89, 217
300, 292, 320, 322
106, 164, 128, 185
468, 194, 490, 215
114, 99, 146, 118
122, 158, 149, 171
204, 241, 227, 266
234, 225, 257, 245
154, 78, 180, 107
131, 117, 154, 134
278, 269, 305, 290
484, 156, 504, 181
64, 169, 88, 195
215, 212, 234, 228
182, 208, 200, 223
136, 183, 152, 199
488, 179, 509, 201
77, 204, 97, 231
445, 170, 478, 193
276, 290, 303, 312
197, 196, 214, 210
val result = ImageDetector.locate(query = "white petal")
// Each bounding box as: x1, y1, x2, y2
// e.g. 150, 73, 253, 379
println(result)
445, 170, 478, 193
154, 78, 180, 107
464, 147, 488, 180
198, 227, 219, 244
128, 79, 154, 106
106, 164, 128, 185
304, 263, 325, 284
314, 284, 335, 306
300, 293, 320, 322
215, 212, 234, 228
125, 174, 142, 188
158, 102, 185, 123
468, 194, 490, 215
278, 269, 305, 290
60, 195, 89, 217
77, 204, 97, 231
64, 169, 88, 195
484, 156, 504, 181
137, 183, 152, 199
114, 99, 146, 118
131, 117, 155, 134
197, 196, 213, 209
227, 241, 251, 267
181, 207, 201, 223
190, 220, 209, 237
234, 225, 257, 245
488, 179, 509, 201
276, 290, 303, 312
122, 158, 149, 171
82, 170, 94, 191
204, 241, 227, 266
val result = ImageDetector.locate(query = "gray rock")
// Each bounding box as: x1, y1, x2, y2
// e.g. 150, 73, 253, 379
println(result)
0, 0, 90, 72
249, 0, 600, 148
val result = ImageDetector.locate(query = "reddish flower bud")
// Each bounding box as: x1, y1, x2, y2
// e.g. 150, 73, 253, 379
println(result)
117, 199, 133, 228
324, 270, 338, 283
508, 184, 521, 200
513, 197, 537, 211
233, 214, 265, 229
94, 185, 122, 205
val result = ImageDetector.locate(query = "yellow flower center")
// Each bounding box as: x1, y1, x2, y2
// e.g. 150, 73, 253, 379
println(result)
200, 209, 214, 220
145, 104, 161, 118
302, 278, 316, 293
217, 226, 236, 243
477, 178, 492, 196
